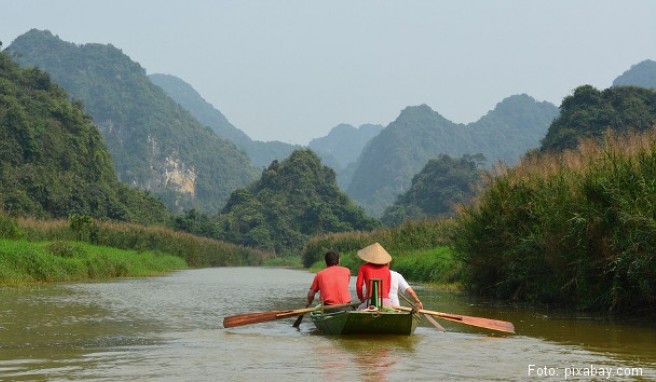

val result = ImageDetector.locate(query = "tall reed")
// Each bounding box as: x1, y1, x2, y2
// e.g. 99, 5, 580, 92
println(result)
452, 129, 656, 312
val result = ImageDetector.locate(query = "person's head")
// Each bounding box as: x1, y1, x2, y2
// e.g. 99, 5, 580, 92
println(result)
324, 251, 339, 266
357, 242, 392, 265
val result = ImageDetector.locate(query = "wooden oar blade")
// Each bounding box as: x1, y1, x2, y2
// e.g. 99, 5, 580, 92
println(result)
437, 313, 515, 334
223, 310, 288, 328
423, 314, 446, 332
393, 306, 515, 334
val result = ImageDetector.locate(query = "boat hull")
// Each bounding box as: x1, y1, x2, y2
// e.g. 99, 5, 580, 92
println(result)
310, 309, 420, 335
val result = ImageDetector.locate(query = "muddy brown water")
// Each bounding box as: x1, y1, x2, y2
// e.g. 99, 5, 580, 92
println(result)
0, 268, 654, 381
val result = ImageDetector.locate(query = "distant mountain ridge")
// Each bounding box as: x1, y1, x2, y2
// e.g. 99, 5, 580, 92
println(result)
308, 123, 384, 170
347, 95, 559, 216
7, 29, 259, 214
149, 73, 300, 168
613, 59, 656, 89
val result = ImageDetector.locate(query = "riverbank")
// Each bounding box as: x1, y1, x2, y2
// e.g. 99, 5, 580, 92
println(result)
0, 239, 187, 286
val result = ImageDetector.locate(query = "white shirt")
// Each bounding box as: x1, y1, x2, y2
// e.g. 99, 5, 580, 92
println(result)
389, 270, 410, 307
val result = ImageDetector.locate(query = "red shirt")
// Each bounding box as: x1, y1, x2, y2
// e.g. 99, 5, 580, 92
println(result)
310, 265, 352, 305
356, 263, 391, 300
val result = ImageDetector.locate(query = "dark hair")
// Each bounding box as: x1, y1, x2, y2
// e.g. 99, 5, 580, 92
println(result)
324, 251, 339, 266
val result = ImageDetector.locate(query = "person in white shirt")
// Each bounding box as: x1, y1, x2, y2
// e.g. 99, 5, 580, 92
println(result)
389, 270, 423, 310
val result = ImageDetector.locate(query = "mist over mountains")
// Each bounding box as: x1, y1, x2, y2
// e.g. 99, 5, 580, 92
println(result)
4, 29, 654, 221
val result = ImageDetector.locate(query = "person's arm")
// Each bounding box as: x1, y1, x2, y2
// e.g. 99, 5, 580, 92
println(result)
405, 287, 423, 310
306, 288, 318, 307
356, 266, 365, 302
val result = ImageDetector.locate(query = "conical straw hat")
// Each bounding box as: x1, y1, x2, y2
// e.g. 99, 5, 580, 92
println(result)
357, 242, 392, 265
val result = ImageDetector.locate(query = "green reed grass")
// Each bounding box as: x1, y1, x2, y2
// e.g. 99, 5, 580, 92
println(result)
452, 129, 656, 312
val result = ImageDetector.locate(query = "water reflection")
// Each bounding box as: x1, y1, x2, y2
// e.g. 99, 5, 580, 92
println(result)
321, 335, 418, 382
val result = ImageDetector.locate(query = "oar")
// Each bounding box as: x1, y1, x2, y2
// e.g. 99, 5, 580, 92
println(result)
292, 313, 304, 328
223, 302, 358, 328
399, 293, 445, 332
423, 313, 446, 332
393, 306, 515, 333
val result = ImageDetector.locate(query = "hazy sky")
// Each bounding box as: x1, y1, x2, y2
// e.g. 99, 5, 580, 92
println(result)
3, 1, 655, 145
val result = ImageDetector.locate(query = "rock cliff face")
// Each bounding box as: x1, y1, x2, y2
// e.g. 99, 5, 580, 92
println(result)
164, 157, 196, 195
7, 29, 259, 214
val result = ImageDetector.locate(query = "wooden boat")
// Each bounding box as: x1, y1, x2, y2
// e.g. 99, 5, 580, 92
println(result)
310, 278, 420, 335
310, 307, 420, 335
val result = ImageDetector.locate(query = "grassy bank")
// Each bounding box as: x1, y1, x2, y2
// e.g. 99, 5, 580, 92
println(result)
15, 216, 268, 267
0, 239, 187, 285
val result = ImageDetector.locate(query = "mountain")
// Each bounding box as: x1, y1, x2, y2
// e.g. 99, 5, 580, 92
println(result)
381, 154, 484, 226
217, 149, 380, 255
540, 85, 656, 152
613, 59, 656, 89
149, 73, 300, 168
308, 123, 384, 170
0, 50, 169, 223
6, 30, 259, 214
347, 95, 559, 216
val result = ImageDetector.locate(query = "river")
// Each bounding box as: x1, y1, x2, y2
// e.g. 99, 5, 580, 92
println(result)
0, 268, 654, 381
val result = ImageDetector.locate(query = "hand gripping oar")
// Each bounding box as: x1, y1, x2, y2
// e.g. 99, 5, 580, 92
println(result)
400, 295, 446, 332
393, 306, 515, 334
223, 302, 359, 328
399, 293, 445, 332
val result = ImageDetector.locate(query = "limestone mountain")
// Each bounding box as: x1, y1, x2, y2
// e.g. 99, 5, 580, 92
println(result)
0, 50, 169, 223
613, 59, 656, 89
6, 29, 258, 214
217, 149, 379, 255
149, 73, 300, 168
347, 95, 559, 216
381, 154, 484, 226
308, 123, 384, 170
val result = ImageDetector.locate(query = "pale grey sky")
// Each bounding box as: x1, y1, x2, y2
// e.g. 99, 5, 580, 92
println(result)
3, 1, 655, 144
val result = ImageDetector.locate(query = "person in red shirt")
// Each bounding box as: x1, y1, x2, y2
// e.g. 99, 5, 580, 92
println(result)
305, 251, 352, 307
355, 242, 393, 308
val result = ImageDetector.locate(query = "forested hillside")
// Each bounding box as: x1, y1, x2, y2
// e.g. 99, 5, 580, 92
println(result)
0, 50, 169, 224
540, 85, 656, 152
216, 149, 380, 255
6, 30, 258, 214
149, 73, 300, 168
381, 154, 484, 226
347, 95, 558, 216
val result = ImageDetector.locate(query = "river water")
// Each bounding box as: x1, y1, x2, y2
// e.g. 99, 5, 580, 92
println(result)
0, 268, 654, 381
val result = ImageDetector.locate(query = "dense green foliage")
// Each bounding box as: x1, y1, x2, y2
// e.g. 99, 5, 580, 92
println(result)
382, 154, 485, 226
0, 50, 169, 224
347, 95, 558, 216
217, 149, 380, 255
0, 238, 187, 285
452, 130, 656, 312
150, 73, 300, 168
540, 85, 656, 152
7, 30, 258, 214
612, 59, 656, 89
